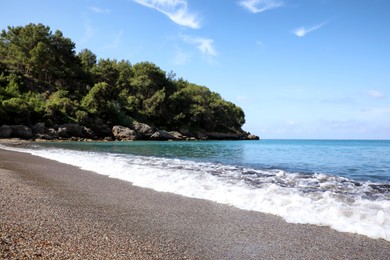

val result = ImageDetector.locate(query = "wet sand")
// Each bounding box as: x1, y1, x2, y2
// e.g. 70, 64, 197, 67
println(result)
1, 147, 390, 259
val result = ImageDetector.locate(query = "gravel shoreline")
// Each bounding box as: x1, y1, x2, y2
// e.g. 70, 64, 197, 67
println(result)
1, 148, 390, 259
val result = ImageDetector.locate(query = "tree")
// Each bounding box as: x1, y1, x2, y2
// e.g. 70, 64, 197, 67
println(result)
78, 48, 96, 72
0, 23, 247, 134
0, 23, 85, 93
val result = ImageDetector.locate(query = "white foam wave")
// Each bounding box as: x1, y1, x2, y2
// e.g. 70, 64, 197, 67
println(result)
2, 145, 390, 241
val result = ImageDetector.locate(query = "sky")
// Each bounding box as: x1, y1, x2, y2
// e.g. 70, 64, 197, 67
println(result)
1, 0, 390, 139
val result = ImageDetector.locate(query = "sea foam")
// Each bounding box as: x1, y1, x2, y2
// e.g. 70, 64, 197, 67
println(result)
2, 145, 389, 241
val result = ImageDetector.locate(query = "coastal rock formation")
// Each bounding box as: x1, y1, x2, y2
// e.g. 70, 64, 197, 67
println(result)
0, 123, 260, 141
31, 123, 46, 134
11, 125, 34, 139
247, 134, 260, 140
57, 124, 95, 139
0, 125, 12, 138
169, 131, 184, 140
112, 125, 140, 141
132, 122, 156, 139
150, 130, 178, 141
201, 132, 243, 140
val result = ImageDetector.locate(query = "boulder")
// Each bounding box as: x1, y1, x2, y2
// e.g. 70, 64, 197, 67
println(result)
112, 125, 140, 140
132, 122, 156, 138
11, 125, 33, 139
90, 118, 113, 137
0, 125, 13, 138
150, 130, 178, 141
247, 134, 260, 140
58, 123, 85, 138
56, 123, 95, 139
31, 122, 46, 134
83, 127, 96, 139
197, 133, 208, 140
169, 131, 184, 140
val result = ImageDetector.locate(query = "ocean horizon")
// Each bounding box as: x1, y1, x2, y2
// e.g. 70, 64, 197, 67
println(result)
2, 139, 389, 242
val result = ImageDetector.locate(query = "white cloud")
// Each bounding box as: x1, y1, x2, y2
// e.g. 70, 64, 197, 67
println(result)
292, 22, 327, 37
181, 35, 217, 57
239, 0, 284, 13
368, 90, 385, 98
133, 0, 200, 29
89, 6, 111, 14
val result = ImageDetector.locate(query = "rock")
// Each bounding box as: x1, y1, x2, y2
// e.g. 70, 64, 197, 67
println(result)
207, 132, 237, 140
31, 123, 46, 134
56, 123, 96, 139
150, 130, 177, 141
197, 133, 208, 140
247, 134, 260, 140
198, 131, 260, 141
132, 122, 156, 138
35, 133, 57, 140
0, 125, 13, 138
90, 118, 112, 137
10, 125, 33, 139
169, 131, 184, 140
112, 125, 140, 141
58, 123, 85, 138
82, 127, 96, 139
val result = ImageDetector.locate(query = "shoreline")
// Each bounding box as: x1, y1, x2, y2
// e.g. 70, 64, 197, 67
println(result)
1, 148, 390, 259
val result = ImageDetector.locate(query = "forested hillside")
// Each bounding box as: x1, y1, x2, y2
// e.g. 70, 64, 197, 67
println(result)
0, 23, 250, 139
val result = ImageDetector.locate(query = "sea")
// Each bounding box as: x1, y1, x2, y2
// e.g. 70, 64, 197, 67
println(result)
2, 139, 390, 241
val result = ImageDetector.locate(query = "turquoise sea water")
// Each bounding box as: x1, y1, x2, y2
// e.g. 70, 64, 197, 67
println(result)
37, 139, 390, 182
2, 139, 390, 241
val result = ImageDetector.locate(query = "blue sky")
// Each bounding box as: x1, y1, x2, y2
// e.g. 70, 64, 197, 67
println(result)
1, 0, 390, 139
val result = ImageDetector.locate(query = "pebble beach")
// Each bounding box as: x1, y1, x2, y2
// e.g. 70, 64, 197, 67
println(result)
1, 147, 390, 259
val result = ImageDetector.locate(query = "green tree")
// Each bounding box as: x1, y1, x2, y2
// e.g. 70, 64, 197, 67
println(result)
0, 23, 85, 93
0, 23, 247, 134
1, 97, 31, 124
78, 48, 96, 72
44, 90, 76, 124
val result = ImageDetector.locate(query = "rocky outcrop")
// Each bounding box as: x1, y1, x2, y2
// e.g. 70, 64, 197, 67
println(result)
196, 132, 260, 140
0, 125, 13, 138
31, 123, 46, 135
57, 124, 95, 139
247, 134, 260, 140
11, 125, 34, 139
112, 125, 140, 141
0, 122, 260, 141
132, 122, 157, 139
168, 131, 184, 140
150, 130, 178, 141
0, 123, 98, 141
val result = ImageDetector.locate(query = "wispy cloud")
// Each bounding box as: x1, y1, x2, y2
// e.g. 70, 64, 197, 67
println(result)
239, 0, 284, 13
292, 21, 328, 37
368, 90, 385, 98
89, 6, 111, 14
181, 35, 217, 57
133, 0, 200, 29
